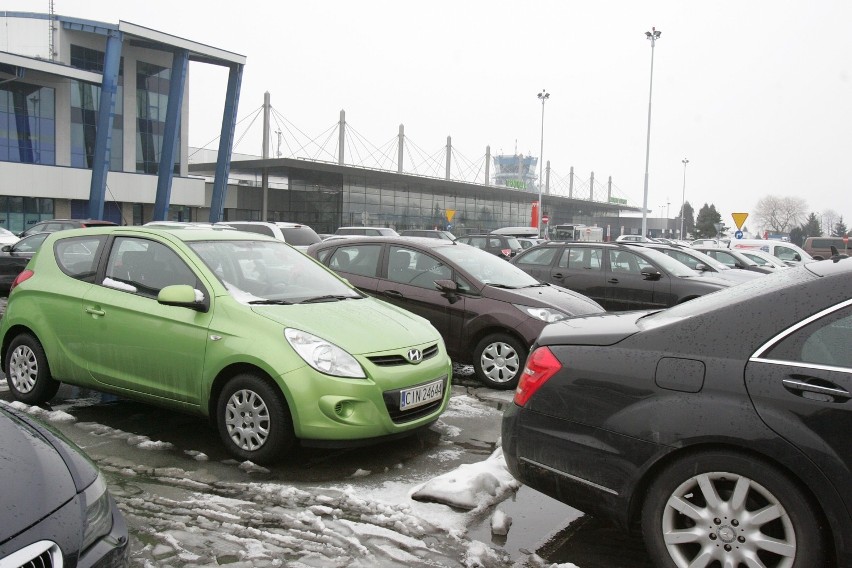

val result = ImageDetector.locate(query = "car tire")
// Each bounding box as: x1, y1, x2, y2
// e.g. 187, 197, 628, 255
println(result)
473, 333, 527, 390
5, 333, 60, 404
641, 451, 828, 568
216, 373, 295, 465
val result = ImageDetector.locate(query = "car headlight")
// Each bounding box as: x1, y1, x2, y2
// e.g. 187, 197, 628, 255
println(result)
81, 472, 113, 552
284, 328, 366, 378
515, 304, 569, 323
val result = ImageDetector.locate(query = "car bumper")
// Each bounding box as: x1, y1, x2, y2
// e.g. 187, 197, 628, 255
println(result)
280, 354, 453, 442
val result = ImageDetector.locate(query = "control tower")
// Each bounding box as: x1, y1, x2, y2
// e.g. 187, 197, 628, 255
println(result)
492, 153, 539, 191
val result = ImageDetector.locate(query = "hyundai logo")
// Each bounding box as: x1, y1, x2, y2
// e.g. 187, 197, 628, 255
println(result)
407, 349, 423, 363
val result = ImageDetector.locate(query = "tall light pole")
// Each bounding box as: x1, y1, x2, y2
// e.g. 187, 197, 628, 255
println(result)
537, 89, 549, 237
640, 27, 661, 238
680, 158, 689, 238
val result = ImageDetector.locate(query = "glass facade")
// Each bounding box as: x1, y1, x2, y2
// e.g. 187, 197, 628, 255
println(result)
221, 170, 601, 235
69, 45, 124, 171
136, 61, 178, 175
0, 196, 54, 234
0, 82, 55, 165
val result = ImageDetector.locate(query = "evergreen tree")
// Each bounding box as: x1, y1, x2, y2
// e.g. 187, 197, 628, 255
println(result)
694, 203, 722, 238
833, 216, 848, 237
801, 212, 822, 239
789, 226, 805, 247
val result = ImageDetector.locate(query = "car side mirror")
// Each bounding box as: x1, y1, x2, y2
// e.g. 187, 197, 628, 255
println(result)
695, 263, 708, 271
158, 284, 209, 312
641, 270, 662, 281
794, 253, 801, 261
434, 279, 457, 292
1, 245, 11, 253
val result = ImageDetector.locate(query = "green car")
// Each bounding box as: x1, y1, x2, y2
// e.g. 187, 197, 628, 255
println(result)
0, 226, 451, 464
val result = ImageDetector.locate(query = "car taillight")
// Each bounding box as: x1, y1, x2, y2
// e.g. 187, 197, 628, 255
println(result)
514, 346, 562, 407
10, 269, 33, 292
501, 248, 512, 257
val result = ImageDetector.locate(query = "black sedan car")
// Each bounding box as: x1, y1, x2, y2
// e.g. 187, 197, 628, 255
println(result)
0, 232, 49, 293
0, 404, 128, 566
511, 241, 731, 310
503, 257, 852, 567
307, 237, 604, 389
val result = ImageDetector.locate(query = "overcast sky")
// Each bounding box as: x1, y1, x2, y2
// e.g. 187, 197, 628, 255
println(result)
5, 1, 851, 232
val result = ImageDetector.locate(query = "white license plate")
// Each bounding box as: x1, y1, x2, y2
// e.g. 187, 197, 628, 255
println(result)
399, 379, 444, 411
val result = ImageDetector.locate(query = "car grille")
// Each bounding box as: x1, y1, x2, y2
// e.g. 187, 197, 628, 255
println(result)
5, 541, 62, 568
367, 343, 439, 366
383, 375, 448, 424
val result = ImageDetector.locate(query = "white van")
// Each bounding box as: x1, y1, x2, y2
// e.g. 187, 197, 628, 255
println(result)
729, 239, 813, 265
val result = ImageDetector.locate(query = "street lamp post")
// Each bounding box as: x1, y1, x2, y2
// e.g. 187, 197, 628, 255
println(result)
680, 158, 689, 238
640, 27, 661, 238
537, 89, 549, 238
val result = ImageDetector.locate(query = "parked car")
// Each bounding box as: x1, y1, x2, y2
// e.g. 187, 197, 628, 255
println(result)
693, 245, 774, 274
399, 229, 457, 241
691, 237, 727, 247
738, 248, 793, 271
216, 221, 322, 251
455, 234, 523, 259
615, 234, 651, 243
0, 232, 50, 293
503, 256, 852, 568
0, 227, 20, 246
729, 238, 813, 265
0, 404, 129, 566
335, 226, 399, 237
306, 237, 604, 389
629, 242, 764, 285
511, 242, 731, 311
0, 227, 452, 464
20, 218, 116, 238
516, 237, 548, 250
803, 236, 850, 260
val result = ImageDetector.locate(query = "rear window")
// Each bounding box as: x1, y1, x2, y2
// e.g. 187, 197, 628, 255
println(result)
279, 227, 321, 246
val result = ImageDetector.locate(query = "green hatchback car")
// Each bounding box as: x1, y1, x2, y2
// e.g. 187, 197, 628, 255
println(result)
0, 227, 451, 464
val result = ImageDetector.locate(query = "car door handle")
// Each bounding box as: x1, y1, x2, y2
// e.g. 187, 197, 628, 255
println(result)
608, 278, 620, 283
782, 378, 851, 401
383, 290, 404, 299
85, 307, 105, 317
552, 272, 565, 279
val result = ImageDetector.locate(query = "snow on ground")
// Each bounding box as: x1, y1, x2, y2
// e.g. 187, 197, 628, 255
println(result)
2, 382, 575, 567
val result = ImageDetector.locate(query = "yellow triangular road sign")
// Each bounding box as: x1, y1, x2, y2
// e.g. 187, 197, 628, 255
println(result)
732, 212, 749, 230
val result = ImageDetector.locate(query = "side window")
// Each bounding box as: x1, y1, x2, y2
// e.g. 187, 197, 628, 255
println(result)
708, 251, 735, 267
468, 237, 486, 249
609, 250, 642, 274
672, 251, 700, 270
54, 236, 106, 282
775, 246, 799, 261
764, 305, 852, 369
488, 237, 503, 249
561, 247, 602, 270
330, 244, 381, 277
105, 237, 199, 299
391, 247, 452, 289
517, 247, 558, 266
455, 274, 475, 293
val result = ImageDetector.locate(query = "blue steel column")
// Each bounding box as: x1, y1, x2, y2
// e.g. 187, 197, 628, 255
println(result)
88, 30, 123, 220
208, 63, 243, 223
152, 49, 189, 221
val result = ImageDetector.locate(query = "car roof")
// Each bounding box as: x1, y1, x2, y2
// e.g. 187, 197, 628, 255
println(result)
54, 225, 278, 243
311, 235, 458, 249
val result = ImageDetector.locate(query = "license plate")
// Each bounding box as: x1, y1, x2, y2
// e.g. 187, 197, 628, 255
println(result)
399, 379, 444, 411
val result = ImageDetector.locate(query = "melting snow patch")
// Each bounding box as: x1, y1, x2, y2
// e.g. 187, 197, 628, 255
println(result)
410, 447, 520, 511
431, 419, 462, 438
350, 468, 371, 478
463, 540, 508, 567
490, 508, 511, 536
238, 460, 271, 474
525, 553, 582, 568
2, 400, 76, 423
184, 449, 209, 461
441, 394, 499, 419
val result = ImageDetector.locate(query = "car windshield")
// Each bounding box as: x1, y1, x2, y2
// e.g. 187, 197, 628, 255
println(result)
441, 244, 541, 287
189, 240, 361, 304
279, 227, 321, 246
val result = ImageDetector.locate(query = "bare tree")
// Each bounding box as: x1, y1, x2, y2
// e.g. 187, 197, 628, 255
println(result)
753, 195, 808, 234
822, 209, 840, 236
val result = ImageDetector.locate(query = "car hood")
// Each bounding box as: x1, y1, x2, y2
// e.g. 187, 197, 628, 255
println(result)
0, 407, 78, 543
250, 297, 441, 354
484, 283, 605, 315
536, 310, 652, 347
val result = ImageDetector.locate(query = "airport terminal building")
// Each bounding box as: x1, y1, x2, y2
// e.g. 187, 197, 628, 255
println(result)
1, 12, 641, 237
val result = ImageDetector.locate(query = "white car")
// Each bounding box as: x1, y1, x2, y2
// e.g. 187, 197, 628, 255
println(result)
0, 228, 20, 246
615, 234, 651, 243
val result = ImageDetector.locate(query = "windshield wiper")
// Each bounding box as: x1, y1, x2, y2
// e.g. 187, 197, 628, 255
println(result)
300, 294, 358, 304
488, 283, 519, 289
248, 299, 293, 305
522, 283, 549, 288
